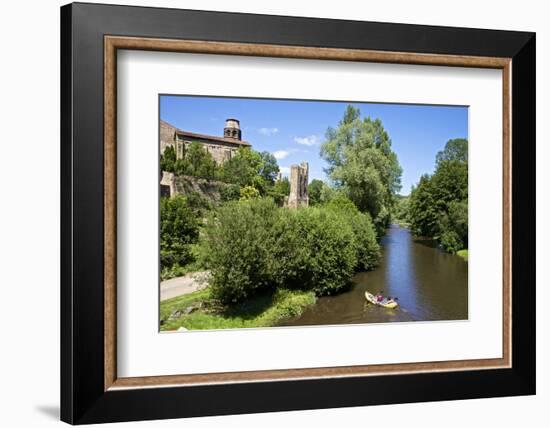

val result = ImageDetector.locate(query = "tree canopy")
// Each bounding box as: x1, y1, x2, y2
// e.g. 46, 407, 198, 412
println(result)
320, 105, 403, 233
435, 138, 468, 165
408, 138, 468, 252
220, 147, 280, 193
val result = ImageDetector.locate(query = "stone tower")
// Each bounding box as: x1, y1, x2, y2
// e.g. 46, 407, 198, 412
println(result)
223, 118, 242, 140
287, 162, 309, 208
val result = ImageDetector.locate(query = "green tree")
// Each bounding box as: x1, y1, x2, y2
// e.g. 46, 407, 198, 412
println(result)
320, 105, 403, 233
221, 147, 264, 187
170, 142, 219, 179
318, 183, 341, 204
438, 200, 468, 252
177, 142, 218, 179
436, 138, 468, 165
393, 195, 410, 225
273, 176, 290, 195
308, 179, 324, 205
408, 138, 468, 253
258, 151, 280, 184
430, 159, 468, 208
268, 176, 291, 205
160, 195, 200, 271
160, 145, 176, 172
408, 175, 439, 236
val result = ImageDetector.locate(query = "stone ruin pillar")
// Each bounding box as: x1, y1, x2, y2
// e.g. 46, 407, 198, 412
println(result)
287, 162, 309, 208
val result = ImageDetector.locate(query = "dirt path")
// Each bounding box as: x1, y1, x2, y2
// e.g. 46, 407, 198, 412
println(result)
160, 271, 210, 301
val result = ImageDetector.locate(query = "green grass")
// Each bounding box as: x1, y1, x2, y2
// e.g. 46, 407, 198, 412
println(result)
160, 288, 316, 331
457, 249, 468, 261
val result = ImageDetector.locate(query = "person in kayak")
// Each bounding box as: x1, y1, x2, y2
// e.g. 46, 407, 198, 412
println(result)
376, 291, 384, 302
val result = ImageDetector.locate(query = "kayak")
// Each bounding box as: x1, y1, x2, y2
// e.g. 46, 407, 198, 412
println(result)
365, 291, 398, 309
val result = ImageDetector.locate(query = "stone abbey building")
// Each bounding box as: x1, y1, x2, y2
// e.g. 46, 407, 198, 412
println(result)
160, 118, 251, 164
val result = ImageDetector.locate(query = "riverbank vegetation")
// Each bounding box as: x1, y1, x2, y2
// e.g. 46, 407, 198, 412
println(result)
457, 249, 468, 261
407, 138, 468, 254
160, 287, 316, 331
201, 197, 380, 305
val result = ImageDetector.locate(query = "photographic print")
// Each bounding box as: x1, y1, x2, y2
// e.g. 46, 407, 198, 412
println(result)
159, 96, 468, 331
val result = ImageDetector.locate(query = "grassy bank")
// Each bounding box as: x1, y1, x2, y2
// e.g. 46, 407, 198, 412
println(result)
160, 287, 316, 331
457, 249, 468, 261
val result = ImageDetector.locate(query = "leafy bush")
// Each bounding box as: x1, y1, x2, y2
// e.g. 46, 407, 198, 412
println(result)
201, 198, 369, 304
220, 184, 241, 202
160, 195, 200, 271
200, 198, 281, 304
439, 230, 462, 253
324, 195, 380, 271
437, 200, 468, 252
273, 207, 357, 295
160, 145, 176, 172
184, 191, 212, 214
239, 185, 260, 200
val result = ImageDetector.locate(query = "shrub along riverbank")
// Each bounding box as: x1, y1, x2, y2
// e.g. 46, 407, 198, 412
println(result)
201, 197, 379, 305
457, 249, 468, 261
161, 196, 381, 330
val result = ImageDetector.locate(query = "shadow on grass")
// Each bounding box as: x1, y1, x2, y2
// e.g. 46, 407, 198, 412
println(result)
220, 292, 276, 320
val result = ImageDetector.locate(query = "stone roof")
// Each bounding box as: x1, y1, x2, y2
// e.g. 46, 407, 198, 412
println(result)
161, 119, 251, 147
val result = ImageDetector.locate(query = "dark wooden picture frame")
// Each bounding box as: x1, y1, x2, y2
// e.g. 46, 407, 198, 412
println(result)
61, 2, 535, 424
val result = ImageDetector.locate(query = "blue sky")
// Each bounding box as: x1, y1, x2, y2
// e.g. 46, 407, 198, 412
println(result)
160, 95, 468, 195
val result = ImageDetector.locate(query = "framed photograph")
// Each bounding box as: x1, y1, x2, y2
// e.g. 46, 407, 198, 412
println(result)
61, 2, 535, 424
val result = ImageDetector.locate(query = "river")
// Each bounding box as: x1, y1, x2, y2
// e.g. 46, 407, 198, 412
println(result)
280, 224, 468, 326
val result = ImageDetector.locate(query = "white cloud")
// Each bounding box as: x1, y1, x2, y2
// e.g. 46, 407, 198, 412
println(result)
294, 135, 318, 146
258, 127, 279, 136
273, 150, 290, 160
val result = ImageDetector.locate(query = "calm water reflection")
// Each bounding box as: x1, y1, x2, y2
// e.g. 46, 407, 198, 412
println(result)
280, 225, 468, 326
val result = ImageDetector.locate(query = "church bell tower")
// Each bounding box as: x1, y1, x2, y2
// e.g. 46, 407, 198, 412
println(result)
224, 118, 242, 140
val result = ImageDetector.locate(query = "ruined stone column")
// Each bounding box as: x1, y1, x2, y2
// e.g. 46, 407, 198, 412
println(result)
287, 162, 309, 208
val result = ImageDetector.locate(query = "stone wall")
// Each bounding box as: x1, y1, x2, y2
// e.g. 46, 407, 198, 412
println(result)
160, 171, 176, 197
175, 175, 229, 204
160, 173, 230, 204
184, 140, 237, 165
160, 120, 177, 155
